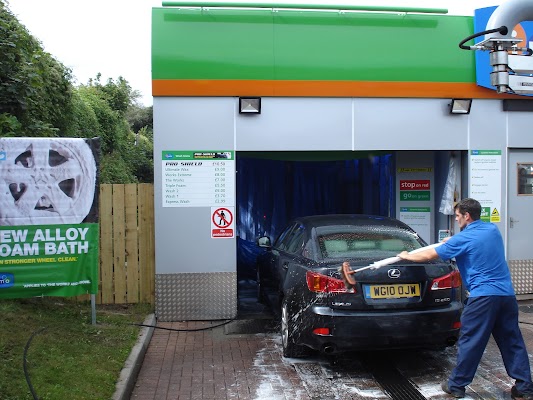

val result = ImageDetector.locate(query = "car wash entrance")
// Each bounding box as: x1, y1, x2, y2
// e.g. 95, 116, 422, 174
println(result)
235, 152, 394, 313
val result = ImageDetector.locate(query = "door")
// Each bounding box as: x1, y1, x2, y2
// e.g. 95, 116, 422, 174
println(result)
508, 149, 533, 295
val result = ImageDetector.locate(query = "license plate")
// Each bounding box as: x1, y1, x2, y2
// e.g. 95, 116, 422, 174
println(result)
365, 283, 420, 299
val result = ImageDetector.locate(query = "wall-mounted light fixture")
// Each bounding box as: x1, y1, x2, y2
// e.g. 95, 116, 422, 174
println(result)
239, 97, 261, 114
449, 99, 472, 114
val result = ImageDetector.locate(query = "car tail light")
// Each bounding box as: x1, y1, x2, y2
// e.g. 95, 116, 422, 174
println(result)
313, 327, 331, 336
306, 271, 351, 293
452, 321, 461, 329
431, 270, 461, 290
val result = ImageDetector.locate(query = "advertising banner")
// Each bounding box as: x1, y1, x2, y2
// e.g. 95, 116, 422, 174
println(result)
0, 137, 100, 299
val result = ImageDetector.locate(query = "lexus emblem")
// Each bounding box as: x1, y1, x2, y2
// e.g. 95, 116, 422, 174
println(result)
388, 268, 401, 279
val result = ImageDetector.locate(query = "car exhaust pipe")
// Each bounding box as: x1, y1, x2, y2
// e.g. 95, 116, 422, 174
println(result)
446, 337, 458, 346
322, 344, 337, 354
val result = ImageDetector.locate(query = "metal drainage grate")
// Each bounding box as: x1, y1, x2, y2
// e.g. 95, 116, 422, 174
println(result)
519, 305, 533, 314
361, 354, 427, 400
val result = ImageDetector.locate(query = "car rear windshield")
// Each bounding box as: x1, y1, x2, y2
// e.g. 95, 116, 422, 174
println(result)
316, 227, 423, 260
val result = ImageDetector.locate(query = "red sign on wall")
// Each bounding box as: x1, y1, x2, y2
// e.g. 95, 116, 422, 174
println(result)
211, 207, 234, 238
399, 180, 430, 190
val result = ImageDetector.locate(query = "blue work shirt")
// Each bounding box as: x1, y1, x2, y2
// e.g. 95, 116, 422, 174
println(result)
435, 220, 515, 297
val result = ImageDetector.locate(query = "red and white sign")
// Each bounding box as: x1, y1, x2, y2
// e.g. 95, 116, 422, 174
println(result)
399, 180, 430, 190
211, 207, 234, 238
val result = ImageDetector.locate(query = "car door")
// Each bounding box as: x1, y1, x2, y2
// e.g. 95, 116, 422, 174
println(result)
268, 222, 306, 308
260, 223, 297, 304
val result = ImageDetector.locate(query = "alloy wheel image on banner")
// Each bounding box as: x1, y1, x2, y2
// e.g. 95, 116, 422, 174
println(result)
0, 138, 98, 225
0, 137, 100, 299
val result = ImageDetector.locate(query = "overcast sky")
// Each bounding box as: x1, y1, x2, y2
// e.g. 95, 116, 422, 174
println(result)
8, 0, 501, 107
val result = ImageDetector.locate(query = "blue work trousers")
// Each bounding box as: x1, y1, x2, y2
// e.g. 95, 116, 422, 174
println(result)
449, 296, 533, 394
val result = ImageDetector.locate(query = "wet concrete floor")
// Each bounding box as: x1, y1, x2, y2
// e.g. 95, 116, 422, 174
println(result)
131, 301, 533, 400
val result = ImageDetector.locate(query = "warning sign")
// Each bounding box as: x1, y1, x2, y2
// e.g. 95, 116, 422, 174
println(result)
491, 208, 500, 223
211, 207, 234, 238
400, 180, 430, 190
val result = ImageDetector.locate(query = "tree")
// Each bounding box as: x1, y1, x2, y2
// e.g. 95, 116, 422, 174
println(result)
77, 76, 153, 183
127, 104, 153, 140
0, 1, 154, 183
0, 1, 73, 137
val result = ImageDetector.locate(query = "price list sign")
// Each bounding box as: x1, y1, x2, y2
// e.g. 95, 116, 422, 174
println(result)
162, 150, 235, 207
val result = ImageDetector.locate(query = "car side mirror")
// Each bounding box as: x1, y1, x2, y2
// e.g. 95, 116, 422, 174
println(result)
257, 236, 272, 248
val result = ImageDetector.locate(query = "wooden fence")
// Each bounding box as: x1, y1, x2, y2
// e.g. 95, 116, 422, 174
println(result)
93, 183, 155, 305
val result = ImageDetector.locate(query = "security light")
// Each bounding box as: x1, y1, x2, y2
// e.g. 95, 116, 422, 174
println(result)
239, 97, 261, 114
449, 99, 472, 114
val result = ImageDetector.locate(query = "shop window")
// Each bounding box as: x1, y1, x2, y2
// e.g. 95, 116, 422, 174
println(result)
518, 163, 533, 195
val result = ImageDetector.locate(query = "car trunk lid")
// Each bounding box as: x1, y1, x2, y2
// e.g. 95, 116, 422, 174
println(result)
309, 259, 460, 311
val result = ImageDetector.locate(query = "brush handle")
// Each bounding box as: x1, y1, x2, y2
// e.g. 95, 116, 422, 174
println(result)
351, 242, 443, 273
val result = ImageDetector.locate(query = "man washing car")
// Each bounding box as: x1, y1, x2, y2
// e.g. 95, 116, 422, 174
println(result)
398, 198, 533, 399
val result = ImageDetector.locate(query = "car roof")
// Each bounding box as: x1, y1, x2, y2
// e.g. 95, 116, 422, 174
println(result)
295, 214, 414, 231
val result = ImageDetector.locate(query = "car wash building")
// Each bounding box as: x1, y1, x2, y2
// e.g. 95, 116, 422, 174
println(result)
152, 2, 533, 321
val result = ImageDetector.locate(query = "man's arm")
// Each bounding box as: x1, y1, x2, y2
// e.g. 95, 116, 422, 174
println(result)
398, 248, 439, 263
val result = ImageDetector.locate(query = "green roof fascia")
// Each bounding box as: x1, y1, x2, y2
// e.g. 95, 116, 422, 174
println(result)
152, 7, 476, 83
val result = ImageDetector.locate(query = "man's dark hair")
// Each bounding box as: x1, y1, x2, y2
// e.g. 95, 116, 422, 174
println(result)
454, 198, 481, 220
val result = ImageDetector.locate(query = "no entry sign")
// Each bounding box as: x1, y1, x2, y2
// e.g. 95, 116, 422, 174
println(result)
211, 207, 234, 238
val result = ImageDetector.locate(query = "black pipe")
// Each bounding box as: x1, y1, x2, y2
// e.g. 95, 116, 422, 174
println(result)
23, 327, 47, 400
458, 25, 508, 50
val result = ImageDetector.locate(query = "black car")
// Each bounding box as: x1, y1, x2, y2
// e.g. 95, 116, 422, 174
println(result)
256, 214, 463, 358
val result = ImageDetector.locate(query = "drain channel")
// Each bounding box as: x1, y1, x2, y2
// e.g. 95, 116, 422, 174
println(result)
361, 353, 427, 400
519, 305, 533, 313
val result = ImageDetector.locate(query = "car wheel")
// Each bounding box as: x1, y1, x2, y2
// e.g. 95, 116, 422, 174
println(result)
281, 300, 310, 358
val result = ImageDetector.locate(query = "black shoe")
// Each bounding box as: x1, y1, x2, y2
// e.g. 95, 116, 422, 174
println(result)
441, 381, 465, 398
511, 385, 533, 400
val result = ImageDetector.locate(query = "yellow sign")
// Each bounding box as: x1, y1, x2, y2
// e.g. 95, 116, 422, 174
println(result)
490, 208, 500, 223
397, 168, 433, 173
368, 284, 420, 299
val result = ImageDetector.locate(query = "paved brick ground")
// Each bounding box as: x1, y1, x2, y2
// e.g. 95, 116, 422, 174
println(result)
130, 303, 533, 400
131, 320, 309, 400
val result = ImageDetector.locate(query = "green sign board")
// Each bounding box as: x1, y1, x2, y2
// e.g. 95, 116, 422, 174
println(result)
480, 207, 491, 222
0, 224, 99, 299
400, 191, 430, 201
162, 150, 234, 160
470, 150, 502, 156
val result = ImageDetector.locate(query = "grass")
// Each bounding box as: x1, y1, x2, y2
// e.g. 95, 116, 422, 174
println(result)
0, 298, 153, 400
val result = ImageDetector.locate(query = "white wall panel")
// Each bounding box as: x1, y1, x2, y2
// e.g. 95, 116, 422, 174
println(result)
154, 97, 235, 148
469, 100, 506, 150
353, 98, 468, 150
508, 111, 533, 148
154, 98, 236, 274
236, 98, 352, 150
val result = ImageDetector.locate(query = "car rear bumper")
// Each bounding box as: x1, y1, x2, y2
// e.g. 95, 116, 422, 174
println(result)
295, 303, 462, 354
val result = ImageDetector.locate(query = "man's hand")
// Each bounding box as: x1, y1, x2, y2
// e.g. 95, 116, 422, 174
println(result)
397, 248, 439, 263
398, 251, 409, 260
